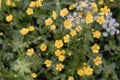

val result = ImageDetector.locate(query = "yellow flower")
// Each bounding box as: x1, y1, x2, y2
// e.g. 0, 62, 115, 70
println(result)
26, 8, 34, 15
45, 18, 53, 26
84, 66, 93, 76
55, 50, 65, 56
91, 2, 97, 8
6, 14, 13, 22
64, 20, 72, 29
58, 55, 65, 62
94, 56, 102, 66
77, 69, 85, 76
91, 43, 100, 53
69, 4, 75, 10
40, 43, 47, 51
35, 0, 42, 7
50, 24, 56, 31
93, 31, 101, 38
91, 2, 98, 12
78, 65, 93, 76
70, 30, 77, 37
97, 16, 105, 24
100, 6, 110, 16
6, 0, 11, 6
31, 73, 37, 78
63, 34, 70, 43
85, 11, 93, 24
68, 76, 74, 80
28, 26, 35, 31
56, 63, 64, 71
52, 11, 57, 20
55, 50, 61, 56
44, 59, 52, 67
20, 28, 29, 35
26, 48, 34, 56
55, 40, 64, 48
29, 1, 36, 7
61, 50, 65, 55
60, 8, 69, 17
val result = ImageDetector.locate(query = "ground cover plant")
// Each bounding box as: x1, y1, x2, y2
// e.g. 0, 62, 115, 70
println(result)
0, 0, 120, 80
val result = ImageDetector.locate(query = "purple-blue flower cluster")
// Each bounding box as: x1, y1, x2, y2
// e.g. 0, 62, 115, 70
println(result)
102, 12, 120, 37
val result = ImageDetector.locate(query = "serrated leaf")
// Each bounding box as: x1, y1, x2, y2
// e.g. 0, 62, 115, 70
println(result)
12, 59, 31, 75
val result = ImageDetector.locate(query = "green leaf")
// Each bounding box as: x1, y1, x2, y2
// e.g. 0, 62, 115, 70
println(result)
11, 59, 31, 75
3, 52, 14, 61
36, 15, 46, 25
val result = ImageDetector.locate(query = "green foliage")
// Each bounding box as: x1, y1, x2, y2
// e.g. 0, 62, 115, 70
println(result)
0, 0, 120, 80
11, 59, 31, 75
